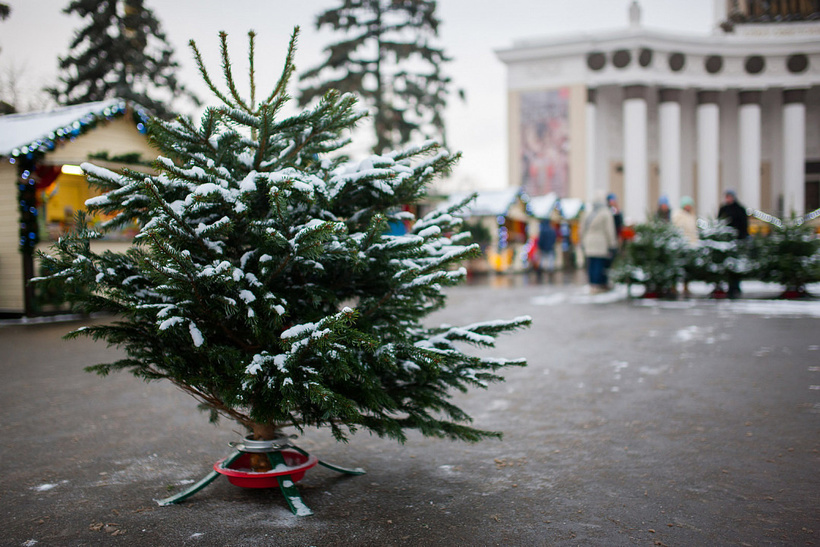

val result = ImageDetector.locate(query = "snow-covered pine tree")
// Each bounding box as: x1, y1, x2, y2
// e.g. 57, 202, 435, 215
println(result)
749, 218, 820, 298
610, 220, 688, 297
36, 30, 530, 446
298, 0, 457, 154
687, 219, 752, 293
49, 0, 198, 119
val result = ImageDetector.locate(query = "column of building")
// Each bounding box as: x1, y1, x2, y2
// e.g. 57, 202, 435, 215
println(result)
586, 89, 598, 202
696, 91, 721, 218
622, 85, 649, 222
783, 88, 806, 216
738, 90, 762, 211
658, 88, 682, 211
603, 85, 808, 221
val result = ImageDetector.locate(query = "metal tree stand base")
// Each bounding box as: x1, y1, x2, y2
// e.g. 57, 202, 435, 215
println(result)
157, 436, 365, 516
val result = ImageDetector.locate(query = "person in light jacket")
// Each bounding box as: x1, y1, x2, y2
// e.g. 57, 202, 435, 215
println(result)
672, 195, 698, 297
582, 192, 618, 293
672, 196, 698, 245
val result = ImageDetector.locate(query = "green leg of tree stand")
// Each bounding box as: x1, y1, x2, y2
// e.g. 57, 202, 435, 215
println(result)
156, 450, 243, 506
290, 445, 366, 475
267, 451, 313, 516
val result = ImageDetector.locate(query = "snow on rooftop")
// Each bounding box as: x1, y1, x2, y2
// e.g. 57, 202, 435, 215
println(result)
442, 188, 519, 217
0, 99, 128, 157
527, 193, 557, 219
559, 198, 584, 219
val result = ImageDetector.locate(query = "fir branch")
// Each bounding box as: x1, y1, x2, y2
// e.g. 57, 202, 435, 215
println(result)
263, 27, 299, 110
138, 177, 217, 258
189, 38, 235, 108
219, 31, 252, 113
248, 31, 257, 108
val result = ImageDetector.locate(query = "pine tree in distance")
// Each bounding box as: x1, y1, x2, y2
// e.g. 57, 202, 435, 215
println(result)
299, 0, 459, 154
49, 0, 198, 119
37, 29, 530, 448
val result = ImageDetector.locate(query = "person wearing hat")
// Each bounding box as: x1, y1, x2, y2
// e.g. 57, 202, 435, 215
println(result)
672, 196, 698, 297
607, 193, 624, 241
718, 190, 748, 240
656, 195, 671, 222
672, 196, 698, 245
717, 190, 749, 298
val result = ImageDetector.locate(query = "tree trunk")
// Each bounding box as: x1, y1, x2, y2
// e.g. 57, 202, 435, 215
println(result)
248, 422, 283, 472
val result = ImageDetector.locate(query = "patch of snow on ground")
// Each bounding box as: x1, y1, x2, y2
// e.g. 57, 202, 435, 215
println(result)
675, 326, 700, 342
31, 481, 67, 492
486, 399, 510, 411
720, 300, 820, 318
93, 455, 192, 486
672, 325, 721, 344
528, 280, 820, 318
610, 360, 628, 380
531, 293, 567, 306
754, 347, 773, 357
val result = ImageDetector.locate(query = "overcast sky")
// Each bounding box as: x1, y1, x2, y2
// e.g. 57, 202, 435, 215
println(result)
1, 0, 717, 191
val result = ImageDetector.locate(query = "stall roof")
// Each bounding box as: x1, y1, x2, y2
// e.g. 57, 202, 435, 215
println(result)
527, 192, 558, 219
559, 198, 585, 219
0, 99, 144, 157
441, 188, 520, 217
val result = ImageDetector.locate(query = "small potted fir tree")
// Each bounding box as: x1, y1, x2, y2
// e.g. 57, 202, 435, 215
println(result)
35, 30, 530, 510
610, 220, 688, 298
688, 219, 752, 298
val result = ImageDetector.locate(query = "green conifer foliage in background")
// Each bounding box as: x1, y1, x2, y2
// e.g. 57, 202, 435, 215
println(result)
298, 0, 457, 154
687, 219, 750, 286
49, 0, 198, 119
750, 219, 820, 296
37, 30, 530, 444
610, 220, 688, 296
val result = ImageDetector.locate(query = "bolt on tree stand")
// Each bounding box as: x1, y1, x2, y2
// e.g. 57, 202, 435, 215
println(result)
157, 436, 365, 516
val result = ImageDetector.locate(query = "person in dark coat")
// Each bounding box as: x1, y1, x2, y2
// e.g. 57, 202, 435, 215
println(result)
717, 190, 749, 298
535, 219, 557, 280
607, 193, 624, 241
718, 190, 749, 239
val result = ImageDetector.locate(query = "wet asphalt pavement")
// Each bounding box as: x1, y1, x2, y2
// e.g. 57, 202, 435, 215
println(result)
1, 278, 818, 546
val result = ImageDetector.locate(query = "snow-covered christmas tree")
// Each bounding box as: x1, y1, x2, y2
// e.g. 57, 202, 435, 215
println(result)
687, 219, 752, 294
610, 220, 688, 297
749, 218, 820, 298
36, 30, 530, 449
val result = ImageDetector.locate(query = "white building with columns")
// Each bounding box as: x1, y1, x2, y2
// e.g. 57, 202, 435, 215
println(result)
496, 1, 820, 223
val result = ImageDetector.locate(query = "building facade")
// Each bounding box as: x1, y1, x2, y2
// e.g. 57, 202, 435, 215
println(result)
496, 0, 820, 223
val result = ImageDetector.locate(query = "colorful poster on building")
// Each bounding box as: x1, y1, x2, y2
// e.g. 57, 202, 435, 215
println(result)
520, 88, 570, 198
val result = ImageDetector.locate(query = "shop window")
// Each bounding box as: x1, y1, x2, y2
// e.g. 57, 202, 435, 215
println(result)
39, 166, 137, 241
